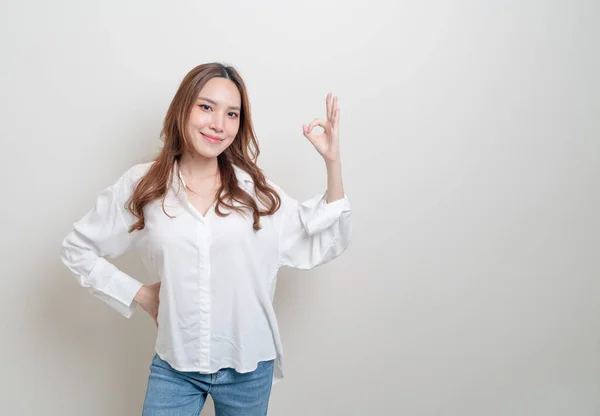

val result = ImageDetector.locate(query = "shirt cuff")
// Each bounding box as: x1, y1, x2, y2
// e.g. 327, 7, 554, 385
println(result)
88, 258, 145, 318
299, 193, 351, 236
106, 269, 145, 310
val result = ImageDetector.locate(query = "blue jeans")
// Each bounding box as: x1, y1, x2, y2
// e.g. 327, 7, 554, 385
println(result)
142, 353, 274, 415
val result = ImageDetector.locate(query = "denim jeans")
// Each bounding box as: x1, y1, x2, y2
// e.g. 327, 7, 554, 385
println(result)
142, 353, 275, 415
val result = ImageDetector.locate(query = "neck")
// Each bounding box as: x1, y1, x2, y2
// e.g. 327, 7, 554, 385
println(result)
178, 151, 220, 181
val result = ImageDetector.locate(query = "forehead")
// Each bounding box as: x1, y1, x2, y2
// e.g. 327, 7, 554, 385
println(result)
198, 77, 241, 106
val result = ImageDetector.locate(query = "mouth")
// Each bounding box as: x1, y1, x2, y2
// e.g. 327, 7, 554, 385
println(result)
201, 133, 223, 144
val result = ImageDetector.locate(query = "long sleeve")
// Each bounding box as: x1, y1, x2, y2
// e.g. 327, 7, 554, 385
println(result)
60, 173, 144, 318
277, 186, 352, 270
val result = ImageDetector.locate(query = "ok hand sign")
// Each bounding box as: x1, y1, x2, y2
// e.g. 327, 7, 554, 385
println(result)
302, 92, 341, 163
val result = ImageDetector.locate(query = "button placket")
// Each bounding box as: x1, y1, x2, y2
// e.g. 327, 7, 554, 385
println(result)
195, 216, 212, 370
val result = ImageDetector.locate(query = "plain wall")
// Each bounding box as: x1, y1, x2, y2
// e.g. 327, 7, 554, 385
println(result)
1, 0, 599, 414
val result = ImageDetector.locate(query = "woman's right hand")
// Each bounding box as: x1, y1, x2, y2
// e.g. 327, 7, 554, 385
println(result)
134, 282, 161, 327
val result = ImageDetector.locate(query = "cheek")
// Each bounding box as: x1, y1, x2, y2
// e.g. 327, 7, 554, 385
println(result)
188, 111, 210, 129
227, 119, 241, 137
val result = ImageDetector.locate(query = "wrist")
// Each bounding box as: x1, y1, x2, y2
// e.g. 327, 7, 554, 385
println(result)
325, 157, 341, 168
134, 285, 148, 304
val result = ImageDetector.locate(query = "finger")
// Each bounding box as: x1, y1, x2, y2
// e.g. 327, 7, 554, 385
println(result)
302, 124, 311, 139
333, 96, 338, 124
334, 107, 340, 130
326, 92, 332, 122
307, 118, 327, 132
305, 118, 328, 135
302, 124, 315, 140
329, 94, 335, 121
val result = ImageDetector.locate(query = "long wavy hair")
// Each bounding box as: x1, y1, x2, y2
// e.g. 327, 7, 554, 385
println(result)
126, 63, 281, 232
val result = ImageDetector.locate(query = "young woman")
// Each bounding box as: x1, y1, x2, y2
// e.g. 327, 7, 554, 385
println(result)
60, 63, 352, 415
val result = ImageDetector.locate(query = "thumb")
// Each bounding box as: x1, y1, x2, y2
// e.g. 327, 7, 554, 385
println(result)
302, 125, 317, 144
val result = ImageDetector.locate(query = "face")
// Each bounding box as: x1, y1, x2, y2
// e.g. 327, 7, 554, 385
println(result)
184, 77, 242, 159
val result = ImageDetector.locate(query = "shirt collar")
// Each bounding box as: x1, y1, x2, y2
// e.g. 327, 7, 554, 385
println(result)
173, 159, 254, 189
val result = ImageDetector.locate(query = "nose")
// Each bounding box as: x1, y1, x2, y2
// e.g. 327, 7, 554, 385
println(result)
210, 113, 224, 132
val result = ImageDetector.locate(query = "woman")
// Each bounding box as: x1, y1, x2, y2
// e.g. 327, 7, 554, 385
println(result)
60, 62, 352, 415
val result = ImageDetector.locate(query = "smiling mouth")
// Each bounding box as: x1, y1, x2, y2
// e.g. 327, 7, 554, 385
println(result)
201, 133, 223, 144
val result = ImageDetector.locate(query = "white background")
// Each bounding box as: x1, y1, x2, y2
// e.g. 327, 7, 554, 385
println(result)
1, 0, 599, 414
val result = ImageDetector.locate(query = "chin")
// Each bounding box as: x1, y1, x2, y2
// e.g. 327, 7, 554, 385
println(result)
191, 143, 229, 159
191, 148, 222, 159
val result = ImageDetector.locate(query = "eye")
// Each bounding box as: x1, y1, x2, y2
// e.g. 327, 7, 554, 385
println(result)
228, 112, 239, 118
199, 104, 212, 111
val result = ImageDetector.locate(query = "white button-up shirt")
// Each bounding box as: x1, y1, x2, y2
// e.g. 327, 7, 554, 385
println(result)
60, 161, 352, 384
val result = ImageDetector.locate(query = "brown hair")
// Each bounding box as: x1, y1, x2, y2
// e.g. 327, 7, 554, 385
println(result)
126, 63, 281, 232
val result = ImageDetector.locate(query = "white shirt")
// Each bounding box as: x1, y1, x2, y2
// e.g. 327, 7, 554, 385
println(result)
60, 161, 352, 384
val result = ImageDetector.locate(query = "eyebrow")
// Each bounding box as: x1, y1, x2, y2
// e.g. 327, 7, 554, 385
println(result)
197, 97, 241, 111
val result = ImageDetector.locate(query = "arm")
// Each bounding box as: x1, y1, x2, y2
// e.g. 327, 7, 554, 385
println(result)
60, 170, 144, 318
325, 159, 344, 203
276, 184, 352, 270
277, 92, 352, 270
303, 92, 344, 203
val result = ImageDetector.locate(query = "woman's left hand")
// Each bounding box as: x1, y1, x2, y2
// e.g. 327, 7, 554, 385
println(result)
302, 92, 341, 163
